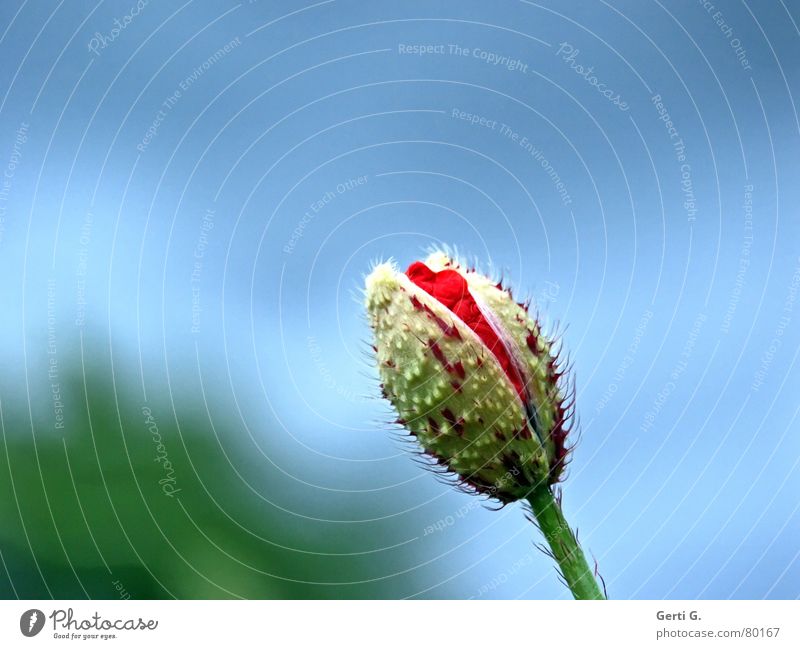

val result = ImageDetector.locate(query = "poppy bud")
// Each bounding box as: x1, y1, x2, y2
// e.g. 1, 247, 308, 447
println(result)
365, 251, 571, 503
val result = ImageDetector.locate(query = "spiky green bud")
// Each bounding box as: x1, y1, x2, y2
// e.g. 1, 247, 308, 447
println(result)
365, 251, 571, 503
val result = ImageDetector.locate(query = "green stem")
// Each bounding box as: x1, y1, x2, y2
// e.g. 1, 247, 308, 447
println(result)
527, 485, 606, 600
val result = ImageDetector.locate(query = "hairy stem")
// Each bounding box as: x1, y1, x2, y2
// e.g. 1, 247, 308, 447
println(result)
527, 485, 606, 600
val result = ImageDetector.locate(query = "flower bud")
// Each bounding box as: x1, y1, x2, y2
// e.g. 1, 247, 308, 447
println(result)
365, 251, 571, 503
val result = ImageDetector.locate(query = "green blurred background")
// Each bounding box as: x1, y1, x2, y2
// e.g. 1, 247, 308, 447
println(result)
0, 346, 446, 599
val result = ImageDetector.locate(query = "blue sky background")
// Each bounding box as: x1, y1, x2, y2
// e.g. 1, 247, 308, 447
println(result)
0, 0, 798, 599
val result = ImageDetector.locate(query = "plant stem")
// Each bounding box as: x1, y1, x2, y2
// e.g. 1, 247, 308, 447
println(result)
527, 484, 606, 600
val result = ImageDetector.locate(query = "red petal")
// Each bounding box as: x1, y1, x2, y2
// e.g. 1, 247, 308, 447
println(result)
406, 261, 525, 402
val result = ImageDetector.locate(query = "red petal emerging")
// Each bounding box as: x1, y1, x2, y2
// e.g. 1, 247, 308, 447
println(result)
406, 261, 526, 402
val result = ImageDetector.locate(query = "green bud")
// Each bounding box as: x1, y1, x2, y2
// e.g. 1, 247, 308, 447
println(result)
365, 251, 571, 502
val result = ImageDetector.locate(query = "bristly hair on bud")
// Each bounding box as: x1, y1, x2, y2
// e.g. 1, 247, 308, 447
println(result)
364, 250, 576, 504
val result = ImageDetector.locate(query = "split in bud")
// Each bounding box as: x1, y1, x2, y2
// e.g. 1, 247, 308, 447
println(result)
365, 250, 572, 503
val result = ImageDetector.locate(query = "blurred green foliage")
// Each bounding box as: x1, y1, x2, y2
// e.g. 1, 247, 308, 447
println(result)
0, 350, 432, 599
